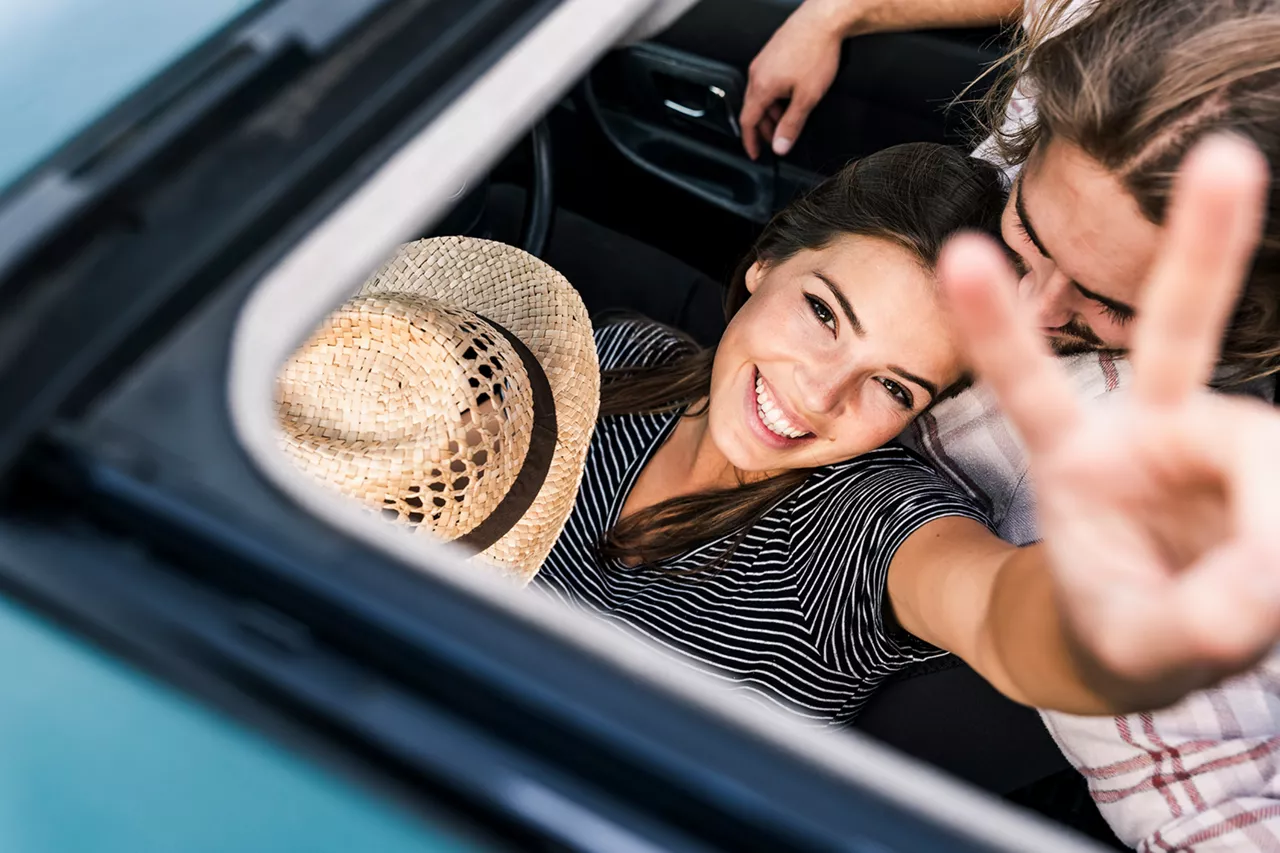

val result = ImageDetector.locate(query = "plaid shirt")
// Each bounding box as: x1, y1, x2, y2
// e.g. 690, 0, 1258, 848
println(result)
903, 1, 1280, 847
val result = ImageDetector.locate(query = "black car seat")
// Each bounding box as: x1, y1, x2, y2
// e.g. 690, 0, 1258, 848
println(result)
485, 183, 726, 345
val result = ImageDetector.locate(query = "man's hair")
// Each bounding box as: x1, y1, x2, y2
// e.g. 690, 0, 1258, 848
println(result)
984, 0, 1280, 383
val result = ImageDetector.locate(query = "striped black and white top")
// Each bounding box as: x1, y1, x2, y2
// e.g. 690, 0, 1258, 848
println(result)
535, 321, 989, 726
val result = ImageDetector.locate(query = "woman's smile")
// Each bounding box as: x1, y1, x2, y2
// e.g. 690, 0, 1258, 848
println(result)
744, 366, 818, 449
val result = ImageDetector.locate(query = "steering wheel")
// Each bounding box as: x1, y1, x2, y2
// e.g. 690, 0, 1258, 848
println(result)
518, 121, 554, 258
429, 120, 555, 258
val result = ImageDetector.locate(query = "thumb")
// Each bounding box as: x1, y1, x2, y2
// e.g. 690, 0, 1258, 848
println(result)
771, 93, 817, 157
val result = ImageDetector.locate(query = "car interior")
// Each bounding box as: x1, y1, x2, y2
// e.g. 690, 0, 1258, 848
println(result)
0, 0, 1124, 849
442, 6, 1114, 839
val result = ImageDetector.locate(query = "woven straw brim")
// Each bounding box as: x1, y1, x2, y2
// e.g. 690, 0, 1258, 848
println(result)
277, 296, 538, 546
345, 236, 599, 582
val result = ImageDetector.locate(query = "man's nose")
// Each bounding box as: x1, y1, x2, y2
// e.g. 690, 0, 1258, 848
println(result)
1018, 265, 1075, 330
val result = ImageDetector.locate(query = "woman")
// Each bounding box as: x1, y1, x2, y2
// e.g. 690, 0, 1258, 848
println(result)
537, 142, 1004, 724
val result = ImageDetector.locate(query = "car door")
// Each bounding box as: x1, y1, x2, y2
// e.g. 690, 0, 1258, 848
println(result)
653, 0, 1007, 176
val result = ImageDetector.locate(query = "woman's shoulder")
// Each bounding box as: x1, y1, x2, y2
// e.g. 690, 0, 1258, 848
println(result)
803, 444, 986, 520
593, 316, 700, 372
816, 443, 937, 478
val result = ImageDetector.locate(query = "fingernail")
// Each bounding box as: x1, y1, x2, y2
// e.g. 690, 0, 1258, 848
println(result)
773, 137, 792, 156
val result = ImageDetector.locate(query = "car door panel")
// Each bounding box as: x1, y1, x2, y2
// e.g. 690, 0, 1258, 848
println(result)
587, 0, 1009, 219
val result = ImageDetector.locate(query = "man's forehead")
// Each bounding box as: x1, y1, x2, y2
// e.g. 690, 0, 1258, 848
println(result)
1021, 140, 1162, 302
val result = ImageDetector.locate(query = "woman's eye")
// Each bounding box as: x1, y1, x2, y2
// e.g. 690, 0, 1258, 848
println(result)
805, 294, 836, 333
877, 377, 914, 410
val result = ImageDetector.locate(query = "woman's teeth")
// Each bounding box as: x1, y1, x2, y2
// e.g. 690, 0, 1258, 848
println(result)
755, 374, 810, 440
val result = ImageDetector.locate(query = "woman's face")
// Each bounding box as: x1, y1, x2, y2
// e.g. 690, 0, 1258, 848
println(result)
708, 235, 964, 473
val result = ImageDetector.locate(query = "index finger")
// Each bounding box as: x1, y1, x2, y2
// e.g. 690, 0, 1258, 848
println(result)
1131, 135, 1269, 405
940, 234, 1082, 455
739, 86, 770, 160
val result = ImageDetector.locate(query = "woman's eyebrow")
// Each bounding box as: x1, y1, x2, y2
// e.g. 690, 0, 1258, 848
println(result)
813, 271, 865, 336
888, 367, 937, 402
811, 269, 935, 401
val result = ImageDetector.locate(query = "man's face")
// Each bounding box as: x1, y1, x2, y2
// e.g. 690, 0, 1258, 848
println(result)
1001, 138, 1163, 353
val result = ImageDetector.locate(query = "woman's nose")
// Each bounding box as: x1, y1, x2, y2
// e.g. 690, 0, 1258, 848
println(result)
1018, 264, 1075, 330
796, 364, 854, 415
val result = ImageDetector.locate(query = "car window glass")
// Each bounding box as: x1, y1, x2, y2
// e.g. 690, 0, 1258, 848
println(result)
0, 0, 261, 192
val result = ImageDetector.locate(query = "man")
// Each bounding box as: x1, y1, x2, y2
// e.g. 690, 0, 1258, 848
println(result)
742, 1, 1280, 849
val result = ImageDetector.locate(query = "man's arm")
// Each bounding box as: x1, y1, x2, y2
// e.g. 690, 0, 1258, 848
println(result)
836, 0, 1023, 35
741, 0, 1022, 158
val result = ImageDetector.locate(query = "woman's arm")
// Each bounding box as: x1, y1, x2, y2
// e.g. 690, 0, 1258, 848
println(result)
887, 518, 1116, 715
890, 516, 1239, 715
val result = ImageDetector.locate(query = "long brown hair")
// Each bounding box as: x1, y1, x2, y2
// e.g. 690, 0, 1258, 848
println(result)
983, 0, 1280, 383
599, 143, 1008, 567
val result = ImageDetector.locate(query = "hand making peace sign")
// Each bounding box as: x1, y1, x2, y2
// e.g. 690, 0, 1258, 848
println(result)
940, 135, 1280, 708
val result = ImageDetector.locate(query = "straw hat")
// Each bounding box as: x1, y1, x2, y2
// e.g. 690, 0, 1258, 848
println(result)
276, 236, 600, 583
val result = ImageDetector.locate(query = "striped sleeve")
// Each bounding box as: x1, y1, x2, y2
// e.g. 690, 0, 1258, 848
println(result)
809, 452, 992, 671
594, 319, 699, 372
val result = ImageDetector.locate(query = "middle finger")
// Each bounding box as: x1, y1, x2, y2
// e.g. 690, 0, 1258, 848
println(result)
1131, 135, 1269, 406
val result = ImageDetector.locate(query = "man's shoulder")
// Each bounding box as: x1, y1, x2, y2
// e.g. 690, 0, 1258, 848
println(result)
900, 352, 1130, 540
912, 351, 1129, 447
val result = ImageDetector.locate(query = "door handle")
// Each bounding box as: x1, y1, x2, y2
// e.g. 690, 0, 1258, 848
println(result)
709, 85, 741, 139
661, 84, 739, 138
663, 99, 706, 119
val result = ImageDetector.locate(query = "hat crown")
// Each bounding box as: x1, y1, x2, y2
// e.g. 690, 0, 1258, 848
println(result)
275, 235, 600, 583
277, 296, 534, 541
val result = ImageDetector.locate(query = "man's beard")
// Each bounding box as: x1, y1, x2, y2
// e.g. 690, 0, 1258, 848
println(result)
1047, 319, 1109, 356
